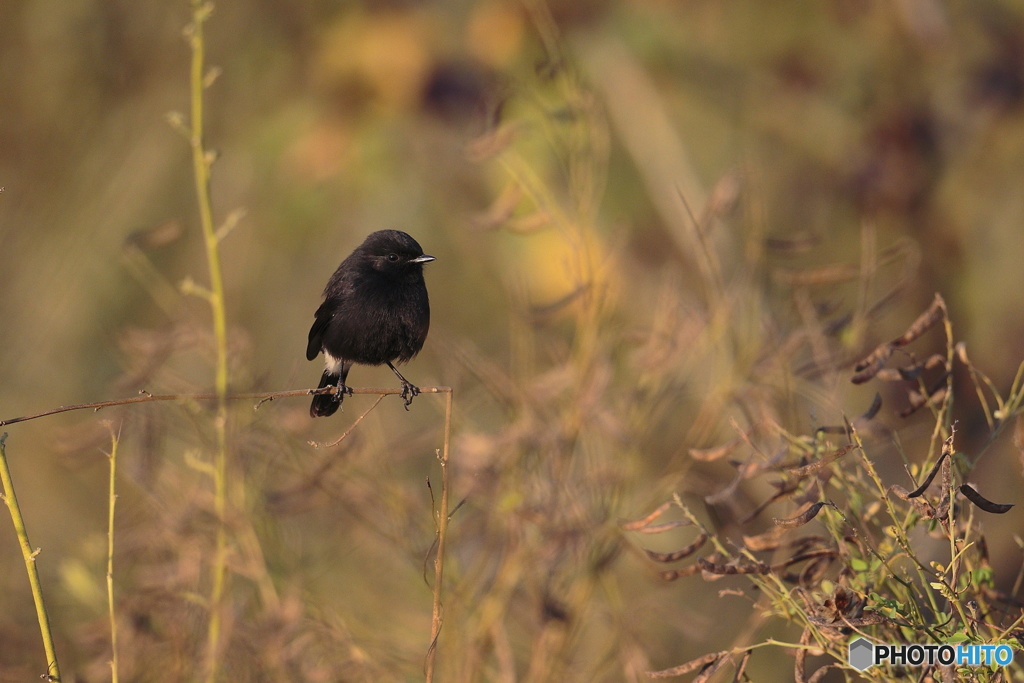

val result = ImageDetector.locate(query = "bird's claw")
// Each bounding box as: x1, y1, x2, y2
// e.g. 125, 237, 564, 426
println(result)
400, 381, 420, 410
333, 384, 353, 402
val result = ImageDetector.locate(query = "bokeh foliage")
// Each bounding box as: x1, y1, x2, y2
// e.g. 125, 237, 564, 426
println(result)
2, 0, 1024, 680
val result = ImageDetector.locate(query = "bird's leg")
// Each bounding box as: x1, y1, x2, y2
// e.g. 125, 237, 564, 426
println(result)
333, 378, 353, 403
386, 362, 420, 409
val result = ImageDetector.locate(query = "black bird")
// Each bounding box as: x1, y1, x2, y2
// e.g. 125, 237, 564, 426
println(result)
307, 230, 435, 417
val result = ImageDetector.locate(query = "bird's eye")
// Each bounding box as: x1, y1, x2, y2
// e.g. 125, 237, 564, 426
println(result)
386, 253, 400, 262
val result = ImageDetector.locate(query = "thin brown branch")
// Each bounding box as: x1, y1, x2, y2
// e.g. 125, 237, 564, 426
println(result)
0, 386, 453, 427
309, 394, 387, 449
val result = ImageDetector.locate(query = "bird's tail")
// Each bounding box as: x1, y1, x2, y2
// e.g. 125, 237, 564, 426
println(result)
310, 371, 342, 418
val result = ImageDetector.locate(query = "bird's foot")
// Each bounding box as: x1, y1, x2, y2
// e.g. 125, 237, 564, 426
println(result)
334, 383, 353, 402
399, 381, 420, 410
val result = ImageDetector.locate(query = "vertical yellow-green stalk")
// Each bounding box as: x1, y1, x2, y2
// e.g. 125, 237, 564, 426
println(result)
0, 434, 61, 682
186, 2, 231, 680
425, 388, 454, 682
106, 427, 120, 683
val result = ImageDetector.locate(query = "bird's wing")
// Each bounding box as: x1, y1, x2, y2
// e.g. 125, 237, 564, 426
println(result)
306, 300, 335, 361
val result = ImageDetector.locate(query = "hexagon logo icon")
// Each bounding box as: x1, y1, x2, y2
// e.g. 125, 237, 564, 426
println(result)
848, 637, 874, 671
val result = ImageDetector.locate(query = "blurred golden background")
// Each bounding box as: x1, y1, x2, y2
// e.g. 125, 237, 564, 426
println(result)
2, 0, 1024, 680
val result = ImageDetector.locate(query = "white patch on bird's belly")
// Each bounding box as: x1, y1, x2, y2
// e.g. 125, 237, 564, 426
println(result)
323, 351, 344, 375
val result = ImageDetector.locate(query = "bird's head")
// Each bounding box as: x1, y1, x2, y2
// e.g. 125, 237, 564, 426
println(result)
359, 230, 436, 277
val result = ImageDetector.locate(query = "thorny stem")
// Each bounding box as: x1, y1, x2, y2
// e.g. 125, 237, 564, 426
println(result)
425, 387, 454, 682
0, 434, 61, 682
106, 427, 121, 683
186, 2, 230, 679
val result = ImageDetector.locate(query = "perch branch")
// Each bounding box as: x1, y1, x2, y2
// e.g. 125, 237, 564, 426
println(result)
0, 386, 452, 427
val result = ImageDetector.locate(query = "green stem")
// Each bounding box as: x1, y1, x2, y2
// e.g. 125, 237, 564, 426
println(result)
107, 429, 120, 683
425, 388, 454, 682
187, 2, 231, 680
0, 434, 61, 682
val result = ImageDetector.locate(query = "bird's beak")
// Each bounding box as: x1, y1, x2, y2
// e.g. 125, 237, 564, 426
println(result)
411, 254, 436, 264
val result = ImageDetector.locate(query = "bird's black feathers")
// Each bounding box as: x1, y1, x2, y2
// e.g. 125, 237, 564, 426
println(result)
307, 230, 434, 417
